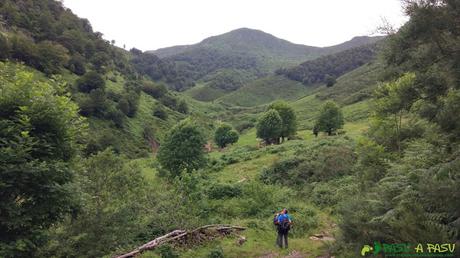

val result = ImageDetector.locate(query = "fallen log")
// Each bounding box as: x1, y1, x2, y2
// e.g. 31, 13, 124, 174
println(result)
115, 224, 246, 258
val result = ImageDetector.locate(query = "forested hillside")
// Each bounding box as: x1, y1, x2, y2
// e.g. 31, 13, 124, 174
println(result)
277, 43, 380, 85
1, 0, 459, 257
150, 28, 382, 92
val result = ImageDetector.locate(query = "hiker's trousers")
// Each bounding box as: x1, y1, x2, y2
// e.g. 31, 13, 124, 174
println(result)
276, 231, 288, 248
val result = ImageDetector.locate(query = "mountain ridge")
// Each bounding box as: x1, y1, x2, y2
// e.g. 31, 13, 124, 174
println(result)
149, 28, 381, 60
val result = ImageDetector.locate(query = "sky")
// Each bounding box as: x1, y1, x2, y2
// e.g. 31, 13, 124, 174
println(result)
62, 0, 408, 51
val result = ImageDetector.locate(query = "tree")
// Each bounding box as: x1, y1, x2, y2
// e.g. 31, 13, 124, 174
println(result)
325, 74, 336, 87
153, 105, 168, 120
214, 124, 239, 148
0, 66, 85, 256
67, 54, 86, 75
44, 150, 149, 257
256, 110, 283, 144
314, 101, 344, 135
372, 73, 417, 152
157, 121, 207, 177
0, 33, 10, 60
76, 71, 105, 93
267, 101, 297, 142
36, 41, 70, 75
177, 99, 189, 114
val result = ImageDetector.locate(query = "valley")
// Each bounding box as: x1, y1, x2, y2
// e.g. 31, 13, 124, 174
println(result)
0, 1, 459, 258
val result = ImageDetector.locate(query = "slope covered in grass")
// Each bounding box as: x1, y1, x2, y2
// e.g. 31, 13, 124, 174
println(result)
217, 75, 315, 107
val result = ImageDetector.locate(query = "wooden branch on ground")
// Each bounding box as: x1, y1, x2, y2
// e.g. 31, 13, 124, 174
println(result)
115, 224, 246, 258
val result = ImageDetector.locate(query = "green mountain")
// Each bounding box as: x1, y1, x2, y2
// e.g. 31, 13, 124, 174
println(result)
149, 28, 382, 91
3, 0, 458, 257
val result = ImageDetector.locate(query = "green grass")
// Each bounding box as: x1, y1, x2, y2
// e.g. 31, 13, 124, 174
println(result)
217, 75, 315, 107
185, 83, 228, 102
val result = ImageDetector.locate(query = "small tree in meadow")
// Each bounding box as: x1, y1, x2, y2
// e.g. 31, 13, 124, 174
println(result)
314, 101, 344, 135
214, 123, 239, 148
157, 121, 206, 177
256, 109, 283, 144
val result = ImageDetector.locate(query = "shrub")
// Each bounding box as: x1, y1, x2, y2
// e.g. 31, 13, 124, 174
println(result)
76, 71, 105, 93
142, 81, 167, 98
207, 183, 242, 199
214, 123, 239, 148
207, 247, 224, 258
153, 105, 168, 120
157, 121, 207, 177
256, 109, 283, 144
177, 99, 189, 114
160, 94, 177, 110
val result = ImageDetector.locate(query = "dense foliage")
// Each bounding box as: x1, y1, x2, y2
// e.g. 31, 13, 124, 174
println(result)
0, 66, 85, 256
214, 123, 239, 148
278, 43, 378, 85
336, 0, 460, 251
256, 109, 283, 144
157, 121, 207, 177
267, 101, 297, 141
313, 101, 344, 136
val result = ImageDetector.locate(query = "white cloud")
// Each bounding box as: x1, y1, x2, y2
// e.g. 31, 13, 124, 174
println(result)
63, 0, 408, 51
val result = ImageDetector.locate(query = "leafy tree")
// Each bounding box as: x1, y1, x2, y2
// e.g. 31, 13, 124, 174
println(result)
0, 66, 85, 256
214, 123, 239, 148
372, 73, 417, 152
67, 54, 86, 75
314, 101, 344, 135
76, 71, 105, 93
153, 105, 168, 120
256, 109, 283, 144
142, 81, 168, 99
117, 90, 139, 118
157, 121, 207, 177
325, 74, 336, 87
177, 99, 189, 114
36, 40, 69, 75
160, 94, 178, 110
281, 43, 378, 85
267, 101, 297, 142
0, 33, 10, 60
43, 150, 149, 257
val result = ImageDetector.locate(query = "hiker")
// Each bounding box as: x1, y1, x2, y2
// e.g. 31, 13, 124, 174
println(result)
275, 208, 292, 248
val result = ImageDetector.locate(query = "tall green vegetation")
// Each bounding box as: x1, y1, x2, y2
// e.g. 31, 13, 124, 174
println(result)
278, 43, 378, 85
336, 0, 460, 250
0, 66, 85, 256
157, 121, 207, 177
44, 150, 149, 257
267, 101, 297, 141
313, 101, 344, 136
256, 102, 297, 144
256, 109, 283, 144
214, 123, 239, 148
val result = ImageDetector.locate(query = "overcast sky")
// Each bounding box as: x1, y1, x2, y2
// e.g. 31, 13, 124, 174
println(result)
62, 0, 408, 51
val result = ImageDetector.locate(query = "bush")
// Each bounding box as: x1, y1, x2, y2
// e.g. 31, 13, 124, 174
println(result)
153, 105, 168, 120
214, 123, 239, 148
142, 81, 167, 99
207, 247, 224, 258
76, 71, 105, 93
157, 245, 179, 258
177, 99, 189, 114
160, 94, 178, 110
157, 121, 207, 177
235, 121, 254, 132
256, 109, 283, 144
207, 183, 242, 199
117, 90, 139, 117
0, 66, 84, 256
0, 33, 10, 60
67, 54, 86, 75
